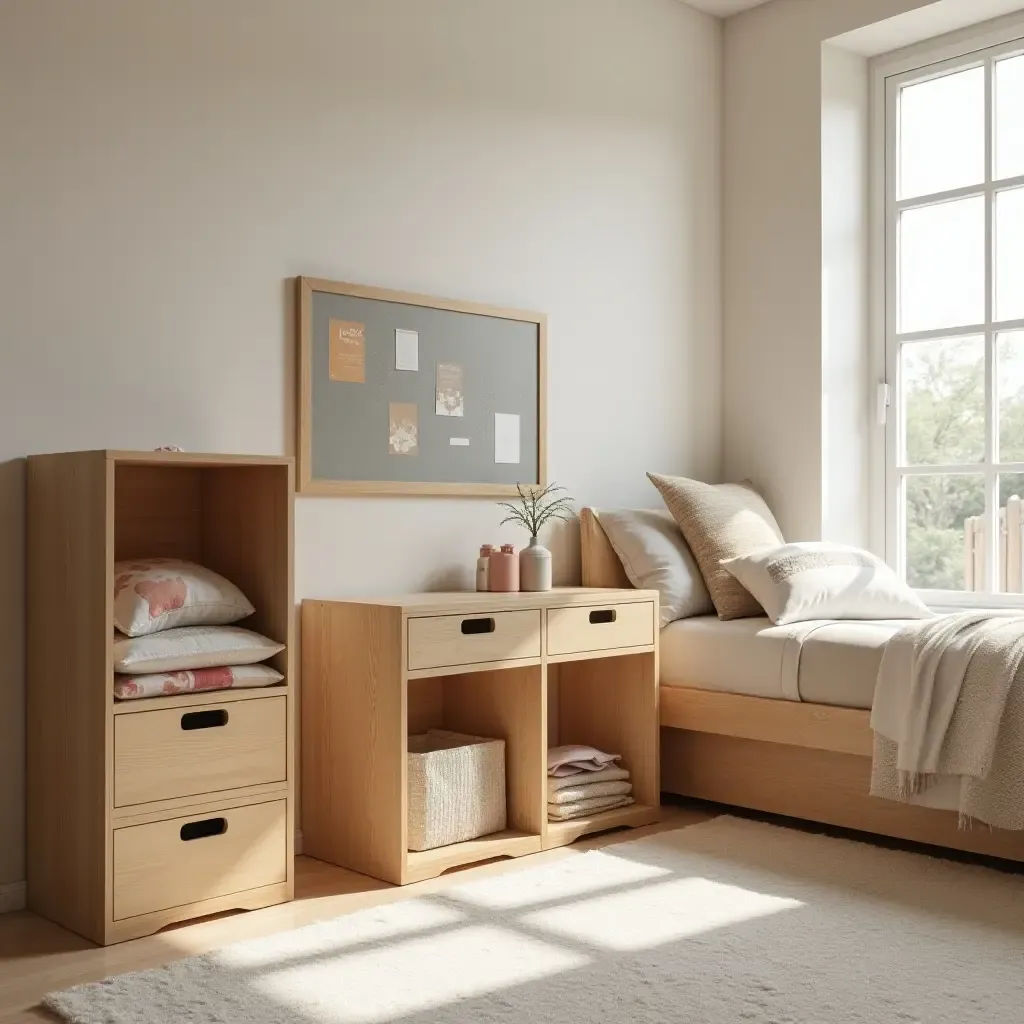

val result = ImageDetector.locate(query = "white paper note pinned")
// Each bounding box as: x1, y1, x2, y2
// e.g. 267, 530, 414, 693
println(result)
449, 437, 470, 447
494, 413, 520, 465
395, 329, 419, 371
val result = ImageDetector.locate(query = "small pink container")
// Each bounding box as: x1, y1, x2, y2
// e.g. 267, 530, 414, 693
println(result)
488, 544, 519, 592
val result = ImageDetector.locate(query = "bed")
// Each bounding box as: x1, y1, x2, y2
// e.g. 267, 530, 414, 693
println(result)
581, 507, 1024, 862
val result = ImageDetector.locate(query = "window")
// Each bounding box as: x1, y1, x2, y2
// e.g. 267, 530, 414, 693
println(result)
883, 35, 1024, 601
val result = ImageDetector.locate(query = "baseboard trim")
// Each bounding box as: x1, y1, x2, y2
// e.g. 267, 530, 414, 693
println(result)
0, 880, 26, 914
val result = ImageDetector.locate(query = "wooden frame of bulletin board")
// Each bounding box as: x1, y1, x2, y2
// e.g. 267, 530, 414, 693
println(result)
297, 277, 547, 497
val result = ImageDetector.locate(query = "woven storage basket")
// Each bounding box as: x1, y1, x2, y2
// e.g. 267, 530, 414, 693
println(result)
407, 729, 506, 852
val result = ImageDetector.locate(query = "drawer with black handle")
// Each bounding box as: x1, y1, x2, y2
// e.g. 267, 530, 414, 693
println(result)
112, 800, 288, 920
546, 602, 655, 657
113, 696, 287, 807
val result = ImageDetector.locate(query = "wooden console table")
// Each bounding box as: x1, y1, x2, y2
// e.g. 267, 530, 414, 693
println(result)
301, 588, 659, 884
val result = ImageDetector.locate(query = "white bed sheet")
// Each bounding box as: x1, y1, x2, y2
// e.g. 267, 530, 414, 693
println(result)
660, 615, 906, 710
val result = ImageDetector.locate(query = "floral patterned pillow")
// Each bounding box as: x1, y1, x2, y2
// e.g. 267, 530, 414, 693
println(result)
113, 663, 283, 700
113, 558, 255, 637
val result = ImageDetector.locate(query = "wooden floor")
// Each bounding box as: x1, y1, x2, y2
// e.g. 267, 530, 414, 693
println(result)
0, 804, 716, 1023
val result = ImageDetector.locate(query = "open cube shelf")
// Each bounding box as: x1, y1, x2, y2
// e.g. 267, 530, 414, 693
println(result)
27, 450, 295, 945
113, 457, 291, 686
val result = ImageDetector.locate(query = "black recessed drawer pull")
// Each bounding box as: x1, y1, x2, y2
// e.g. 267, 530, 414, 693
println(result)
589, 609, 617, 625
180, 817, 227, 841
461, 617, 496, 635
181, 709, 229, 731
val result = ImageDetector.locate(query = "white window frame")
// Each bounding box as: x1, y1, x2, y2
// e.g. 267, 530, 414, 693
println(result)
871, 17, 1024, 607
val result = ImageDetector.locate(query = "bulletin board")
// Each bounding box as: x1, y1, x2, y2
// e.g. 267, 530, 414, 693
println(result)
296, 277, 547, 496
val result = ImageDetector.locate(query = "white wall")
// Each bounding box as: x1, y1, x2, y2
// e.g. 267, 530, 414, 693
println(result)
0, 0, 722, 890
821, 42, 870, 547
721, 0, 938, 541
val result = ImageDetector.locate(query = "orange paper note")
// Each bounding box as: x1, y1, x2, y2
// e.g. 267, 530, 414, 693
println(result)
329, 320, 366, 383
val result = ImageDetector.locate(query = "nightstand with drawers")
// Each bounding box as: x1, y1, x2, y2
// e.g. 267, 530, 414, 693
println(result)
301, 588, 660, 885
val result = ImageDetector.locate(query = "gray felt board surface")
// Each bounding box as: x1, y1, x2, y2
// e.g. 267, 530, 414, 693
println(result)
311, 292, 540, 484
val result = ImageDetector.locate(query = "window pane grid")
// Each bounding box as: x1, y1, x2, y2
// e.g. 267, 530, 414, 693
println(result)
897, 317, 1024, 343
888, 43, 1024, 596
894, 171, 1024, 214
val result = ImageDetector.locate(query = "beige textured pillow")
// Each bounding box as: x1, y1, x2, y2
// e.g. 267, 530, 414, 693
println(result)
647, 473, 784, 620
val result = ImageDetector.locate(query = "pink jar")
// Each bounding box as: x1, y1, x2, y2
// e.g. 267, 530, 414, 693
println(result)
488, 544, 519, 592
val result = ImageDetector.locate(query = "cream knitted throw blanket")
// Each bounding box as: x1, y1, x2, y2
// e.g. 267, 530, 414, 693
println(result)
871, 612, 1024, 828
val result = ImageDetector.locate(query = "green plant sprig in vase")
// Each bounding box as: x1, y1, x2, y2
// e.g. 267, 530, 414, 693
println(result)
497, 483, 576, 592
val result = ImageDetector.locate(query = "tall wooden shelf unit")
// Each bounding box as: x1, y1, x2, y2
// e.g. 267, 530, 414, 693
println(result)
302, 588, 660, 885
27, 450, 295, 945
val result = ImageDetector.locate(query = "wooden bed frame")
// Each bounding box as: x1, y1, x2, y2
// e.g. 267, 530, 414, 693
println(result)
580, 507, 1024, 862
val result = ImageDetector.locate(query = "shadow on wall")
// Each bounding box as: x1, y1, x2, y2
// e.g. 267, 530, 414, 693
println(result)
0, 458, 26, 888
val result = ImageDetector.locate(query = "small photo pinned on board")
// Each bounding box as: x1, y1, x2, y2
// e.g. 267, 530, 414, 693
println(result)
435, 362, 464, 417
388, 402, 419, 456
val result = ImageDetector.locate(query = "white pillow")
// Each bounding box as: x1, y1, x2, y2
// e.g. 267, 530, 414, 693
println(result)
113, 625, 284, 674
113, 664, 284, 700
597, 509, 714, 626
720, 542, 933, 625
113, 558, 254, 637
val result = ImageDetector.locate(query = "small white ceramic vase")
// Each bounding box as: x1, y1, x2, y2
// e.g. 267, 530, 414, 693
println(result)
519, 536, 552, 592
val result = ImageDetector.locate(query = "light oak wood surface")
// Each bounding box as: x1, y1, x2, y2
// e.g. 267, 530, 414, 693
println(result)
579, 508, 631, 589
114, 696, 287, 807
112, 800, 288, 921
660, 686, 874, 757
26, 451, 111, 945
552, 652, 660, 813
544, 803, 660, 846
113, 464, 204, 561
341, 588, 650, 612
301, 601, 406, 883
546, 600, 655, 656
407, 610, 542, 671
110, 785, 289, 828
27, 451, 295, 944
662, 729, 1024, 860
113, 685, 290, 715
441, 667, 546, 837
403, 830, 541, 884
302, 589, 660, 884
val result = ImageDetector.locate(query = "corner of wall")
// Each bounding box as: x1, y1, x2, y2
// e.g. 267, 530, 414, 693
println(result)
0, 880, 26, 915
820, 42, 872, 548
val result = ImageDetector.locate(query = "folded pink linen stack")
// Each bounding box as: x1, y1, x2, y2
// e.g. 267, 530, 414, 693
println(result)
547, 744, 633, 821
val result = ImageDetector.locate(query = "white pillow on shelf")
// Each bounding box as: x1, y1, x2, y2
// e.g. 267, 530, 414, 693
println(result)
720, 541, 933, 626
597, 508, 714, 626
113, 625, 284, 674
113, 558, 254, 637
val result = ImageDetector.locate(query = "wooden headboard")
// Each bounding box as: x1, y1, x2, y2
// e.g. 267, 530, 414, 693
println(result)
579, 508, 632, 589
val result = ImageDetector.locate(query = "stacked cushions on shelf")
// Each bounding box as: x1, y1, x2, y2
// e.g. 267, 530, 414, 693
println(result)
113, 559, 284, 700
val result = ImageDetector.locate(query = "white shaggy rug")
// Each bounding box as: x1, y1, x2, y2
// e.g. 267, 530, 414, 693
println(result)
46, 817, 1024, 1023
